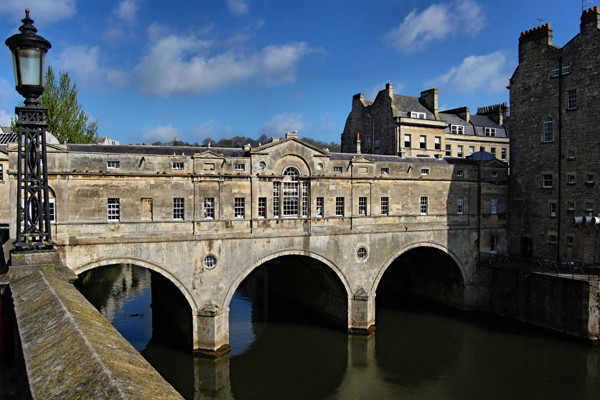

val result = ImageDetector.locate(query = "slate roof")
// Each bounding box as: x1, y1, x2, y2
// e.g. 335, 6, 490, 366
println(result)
470, 115, 508, 138
0, 133, 18, 145
67, 144, 247, 157
391, 94, 436, 119
438, 113, 476, 135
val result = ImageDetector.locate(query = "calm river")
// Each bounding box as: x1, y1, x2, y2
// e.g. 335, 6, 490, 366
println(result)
76, 265, 600, 400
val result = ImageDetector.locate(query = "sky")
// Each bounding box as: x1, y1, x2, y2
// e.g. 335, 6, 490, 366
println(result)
0, 0, 594, 145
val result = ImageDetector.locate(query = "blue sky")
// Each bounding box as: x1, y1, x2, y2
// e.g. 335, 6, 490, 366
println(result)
0, 0, 593, 145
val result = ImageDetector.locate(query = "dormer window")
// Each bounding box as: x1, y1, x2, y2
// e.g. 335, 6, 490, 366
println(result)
451, 125, 464, 134
485, 127, 496, 137
410, 111, 426, 119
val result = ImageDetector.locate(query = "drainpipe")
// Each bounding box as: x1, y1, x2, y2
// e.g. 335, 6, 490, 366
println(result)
557, 56, 563, 262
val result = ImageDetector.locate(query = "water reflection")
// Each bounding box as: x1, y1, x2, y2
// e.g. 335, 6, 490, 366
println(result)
76, 264, 600, 400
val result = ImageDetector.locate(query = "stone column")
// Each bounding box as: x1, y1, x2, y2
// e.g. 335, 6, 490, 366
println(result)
193, 305, 231, 357
348, 288, 375, 334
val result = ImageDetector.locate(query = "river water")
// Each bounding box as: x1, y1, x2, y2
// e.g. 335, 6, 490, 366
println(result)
76, 265, 600, 400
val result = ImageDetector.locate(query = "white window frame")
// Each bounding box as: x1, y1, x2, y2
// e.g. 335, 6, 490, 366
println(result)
358, 197, 367, 215
451, 125, 464, 134
420, 196, 428, 215
173, 198, 184, 220
380, 167, 389, 175
172, 162, 184, 170
273, 182, 280, 217
542, 174, 553, 188
333, 166, 343, 173
234, 197, 245, 219
107, 161, 120, 169
316, 197, 324, 217
551, 63, 560, 77
410, 111, 426, 119
501, 148, 507, 160
485, 127, 496, 137
203, 198, 214, 219
419, 135, 426, 150
421, 168, 429, 176
335, 197, 344, 216
550, 202, 557, 217
107, 198, 120, 221
47, 197, 55, 223
258, 197, 266, 218
543, 117, 554, 142
457, 145, 464, 157
381, 197, 389, 216
469, 146, 475, 155
404, 134, 411, 148
234, 163, 245, 171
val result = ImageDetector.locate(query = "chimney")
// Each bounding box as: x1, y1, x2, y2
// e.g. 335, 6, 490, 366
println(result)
518, 23, 553, 63
355, 133, 361, 154
581, 6, 600, 34
420, 88, 439, 119
386, 82, 394, 98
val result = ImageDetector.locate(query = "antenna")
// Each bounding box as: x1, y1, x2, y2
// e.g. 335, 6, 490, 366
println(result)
536, 18, 545, 25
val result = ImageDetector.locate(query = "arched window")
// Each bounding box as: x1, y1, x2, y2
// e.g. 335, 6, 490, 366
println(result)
543, 117, 554, 142
283, 167, 300, 216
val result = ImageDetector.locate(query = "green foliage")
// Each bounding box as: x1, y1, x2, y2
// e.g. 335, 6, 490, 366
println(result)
40, 66, 98, 144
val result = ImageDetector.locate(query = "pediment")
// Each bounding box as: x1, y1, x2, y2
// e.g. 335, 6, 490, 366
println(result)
194, 150, 225, 159
350, 155, 375, 164
252, 136, 330, 158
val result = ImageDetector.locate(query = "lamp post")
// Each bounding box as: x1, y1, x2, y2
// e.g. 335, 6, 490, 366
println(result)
5, 9, 53, 250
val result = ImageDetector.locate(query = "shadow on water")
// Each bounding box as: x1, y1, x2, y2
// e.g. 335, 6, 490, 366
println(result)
75, 264, 600, 400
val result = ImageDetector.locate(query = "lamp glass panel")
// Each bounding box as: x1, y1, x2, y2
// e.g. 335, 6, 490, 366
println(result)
17, 48, 42, 86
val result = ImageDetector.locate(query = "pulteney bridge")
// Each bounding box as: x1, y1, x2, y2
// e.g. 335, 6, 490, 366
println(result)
5, 133, 508, 355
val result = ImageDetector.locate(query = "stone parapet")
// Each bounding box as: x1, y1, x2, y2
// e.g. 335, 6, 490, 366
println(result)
9, 260, 183, 399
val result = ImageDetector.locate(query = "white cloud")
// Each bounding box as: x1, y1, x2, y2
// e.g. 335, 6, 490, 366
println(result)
227, 0, 249, 16
115, 0, 139, 22
425, 51, 510, 93
54, 45, 130, 89
135, 32, 312, 96
140, 124, 180, 143
384, 0, 484, 53
1, 0, 76, 24
261, 113, 309, 137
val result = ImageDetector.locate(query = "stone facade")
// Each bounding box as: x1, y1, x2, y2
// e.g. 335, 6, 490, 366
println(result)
3, 134, 508, 353
340, 83, 510, 163
509, 6, 600, 264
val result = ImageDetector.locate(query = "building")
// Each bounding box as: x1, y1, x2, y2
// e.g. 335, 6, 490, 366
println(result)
1, 133, 508, 263
509, 6, 600, 263
340, 83, 509, 162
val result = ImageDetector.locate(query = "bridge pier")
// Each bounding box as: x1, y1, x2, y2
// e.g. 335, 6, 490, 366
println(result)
194, 306, 231, 357
348, 289, 376, 334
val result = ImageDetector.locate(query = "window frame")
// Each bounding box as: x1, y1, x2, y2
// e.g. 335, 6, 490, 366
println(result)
381, 197, 389, 216
203, 197, 215, 219
542, 174, 553, 188
457, 197, 464, 215
316, 197, 324, 217
107, 161, 120, 169
358, 197, 367, 216
419, 135, 426, 150
420, 196, 428, 215
258, 197, 267, 218
567, 89, 577, 110
410, 111, 426, 119
485, 127, 496, 137
172, 162, 184, 170
107, 198, 120, 221
335, 197, 344, 217
404, 134, 411, 148
543, 117, 554, 143
173, 197, 184, 220
451, 124, 464, 135
234, 197, 245, 219
491, 197, 498, 215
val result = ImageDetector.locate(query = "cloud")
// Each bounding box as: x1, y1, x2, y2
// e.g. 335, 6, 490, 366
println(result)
54, 45, 130, 89
227, 0, 249, 16
140, 124, 180, 143
135, 32, 313, 96
425, 51, 510, 93
261, 113, 310, 137
115, 0, 139, 22
1, 0, 76, 24
384, 0, 484, 53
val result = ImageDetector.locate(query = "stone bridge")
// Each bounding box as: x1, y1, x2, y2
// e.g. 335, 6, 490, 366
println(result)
5, 134, 509, 355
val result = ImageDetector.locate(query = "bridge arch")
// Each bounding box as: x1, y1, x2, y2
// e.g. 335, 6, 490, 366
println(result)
371, 243, 466, 303
224, 249, 351, 310
72, 257, 199, 314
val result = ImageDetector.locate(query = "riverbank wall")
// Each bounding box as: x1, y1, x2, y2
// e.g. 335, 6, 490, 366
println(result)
479, 265, 600, 342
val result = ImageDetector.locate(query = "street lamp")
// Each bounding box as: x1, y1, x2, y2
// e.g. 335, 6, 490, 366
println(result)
5, 9, 53, 250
